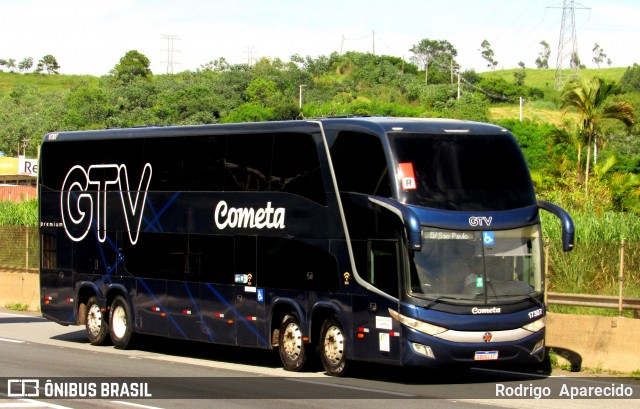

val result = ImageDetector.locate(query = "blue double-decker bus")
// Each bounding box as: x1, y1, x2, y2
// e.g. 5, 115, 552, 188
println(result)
38, 117, 574, 376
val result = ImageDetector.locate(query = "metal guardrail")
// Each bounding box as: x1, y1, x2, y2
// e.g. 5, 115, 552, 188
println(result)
547, 292, 640, 311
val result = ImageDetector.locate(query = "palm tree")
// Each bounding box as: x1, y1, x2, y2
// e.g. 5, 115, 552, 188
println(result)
561, 77, 636, 195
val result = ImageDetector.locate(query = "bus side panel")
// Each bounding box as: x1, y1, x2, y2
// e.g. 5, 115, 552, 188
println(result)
352, 293, 403, 365
40, 267, 75, 324
134, 278, 168, 337
167, 280, 204, 341
200, 283, 237, 346
40, 186, 76, 324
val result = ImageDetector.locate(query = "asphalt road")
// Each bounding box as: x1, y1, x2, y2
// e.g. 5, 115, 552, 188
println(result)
0, 309, 638, 409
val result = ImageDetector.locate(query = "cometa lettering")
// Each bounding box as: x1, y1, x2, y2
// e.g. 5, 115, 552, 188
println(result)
214, 201, 285, 230
472, 307, 502, 314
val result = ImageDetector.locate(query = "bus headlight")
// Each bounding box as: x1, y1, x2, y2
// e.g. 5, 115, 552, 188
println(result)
389, 309, 447, 336
522, 317, 546, 333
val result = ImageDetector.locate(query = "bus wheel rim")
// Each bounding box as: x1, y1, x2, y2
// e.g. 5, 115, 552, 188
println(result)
112, 305, 127, 339
323, 325, 344, 363
87, 304, 102, 336
283, 322, 302, 360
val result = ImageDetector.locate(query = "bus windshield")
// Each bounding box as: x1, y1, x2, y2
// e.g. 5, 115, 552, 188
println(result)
409, 226, 543, 303
389, 132, 536, 211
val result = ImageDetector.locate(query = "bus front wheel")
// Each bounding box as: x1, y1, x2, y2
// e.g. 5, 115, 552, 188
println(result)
109, 295, 133, 349
85, 296, 109, 346
319, 318, 348, 376
278, 315, 307, 372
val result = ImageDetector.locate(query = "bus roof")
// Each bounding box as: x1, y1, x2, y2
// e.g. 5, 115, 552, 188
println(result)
41, 117, 509, 143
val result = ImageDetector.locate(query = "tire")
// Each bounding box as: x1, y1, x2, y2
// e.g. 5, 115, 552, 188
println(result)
109, 295, 133, 349
278, 314, 307, 372
319, 318, 348, 376
85, 296, 109, 346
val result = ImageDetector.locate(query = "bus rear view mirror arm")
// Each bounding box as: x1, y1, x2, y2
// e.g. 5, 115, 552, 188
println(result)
537, 200, 575, 252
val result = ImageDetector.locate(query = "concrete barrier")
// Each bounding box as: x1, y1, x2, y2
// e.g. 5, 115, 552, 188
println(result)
0, 269, 638, 374
546, 312, 640, 374
0, 269, 40, 312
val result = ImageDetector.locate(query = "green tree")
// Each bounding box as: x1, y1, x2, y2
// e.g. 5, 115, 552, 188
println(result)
535, 40, 551, 69
621, 63, 640, 93
570, 51, 582, 69
592, 43, 607, 68
562, 77, 636, 195
514, 61, 526, 86
5, 59, 16, 72
64, 84, 110, 129
110, 50, 152, 84
409, 39, 457, 84
480, 40, 498, 70
18, 57, 33, 73
36, 55, 60, 74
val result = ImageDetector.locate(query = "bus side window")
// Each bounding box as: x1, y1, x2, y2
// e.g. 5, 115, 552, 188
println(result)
143, 137, 184, 192
330, 131, 391, 197
271, 132, 327, 205
368, 240, 399, 298
224, 134, 273, 192
183, 135, 227, 191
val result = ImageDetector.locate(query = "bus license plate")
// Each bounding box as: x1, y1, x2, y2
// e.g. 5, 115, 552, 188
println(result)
474, 351, 499, 361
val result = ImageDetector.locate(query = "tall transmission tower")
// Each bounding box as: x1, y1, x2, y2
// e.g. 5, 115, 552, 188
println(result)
551, 1, 590, 89
161, 34, 181, 74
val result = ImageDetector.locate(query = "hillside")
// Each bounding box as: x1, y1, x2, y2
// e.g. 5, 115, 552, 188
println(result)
0, 72, 99, 92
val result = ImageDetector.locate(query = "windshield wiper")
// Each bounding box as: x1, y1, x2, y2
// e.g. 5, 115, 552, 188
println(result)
424, 294, 480, 308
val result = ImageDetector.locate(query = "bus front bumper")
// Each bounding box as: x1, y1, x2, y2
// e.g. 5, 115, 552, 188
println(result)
400, 327, 546, 368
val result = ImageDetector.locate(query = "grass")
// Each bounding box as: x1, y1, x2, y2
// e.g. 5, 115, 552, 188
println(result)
4, 303, 29, 311
0, 71, 99, 92
0, 200, 38, 226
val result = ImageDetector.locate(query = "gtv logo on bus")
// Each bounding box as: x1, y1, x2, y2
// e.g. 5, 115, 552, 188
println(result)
60, 163, 152, 245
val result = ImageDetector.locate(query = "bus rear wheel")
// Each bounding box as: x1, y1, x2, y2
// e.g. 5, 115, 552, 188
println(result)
85, 296, 109, 346
278, 315, 307, 372
319, 318, 348, 376
109, 295, 133, 349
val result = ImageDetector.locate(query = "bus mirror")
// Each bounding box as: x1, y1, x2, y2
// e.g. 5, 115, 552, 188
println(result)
368, 196, 422, 251
537, 200, 575, 252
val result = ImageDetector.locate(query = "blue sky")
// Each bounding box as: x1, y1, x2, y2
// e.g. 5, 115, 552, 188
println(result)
2, 0, 639, 76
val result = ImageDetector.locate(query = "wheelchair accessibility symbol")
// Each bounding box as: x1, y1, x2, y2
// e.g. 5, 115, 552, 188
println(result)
483, 232, 495, 246
257, 288, 264, 303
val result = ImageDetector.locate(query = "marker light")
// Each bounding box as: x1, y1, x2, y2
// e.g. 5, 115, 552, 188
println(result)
522, 317, 546, 333
389, 309, 447, 336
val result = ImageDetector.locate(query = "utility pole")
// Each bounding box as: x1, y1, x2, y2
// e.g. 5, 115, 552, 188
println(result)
372, 30, 375, 55
549, 1, 590, 89
161, 34, 181, 74
299, 84, 306, 109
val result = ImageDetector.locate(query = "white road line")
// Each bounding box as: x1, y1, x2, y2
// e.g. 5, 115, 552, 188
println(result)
0, 398, 73, 408
0, 312, 39, 318
0, 338, 25, 344
286, 378, 416, 397
111, 401, 165, 409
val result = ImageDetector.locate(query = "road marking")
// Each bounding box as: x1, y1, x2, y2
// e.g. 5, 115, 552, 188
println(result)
0, 398, 73, 408
286, 378, 416, 397
0, 312, 46, 321
111, 401, 165, 409
0, 338, 25, 344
